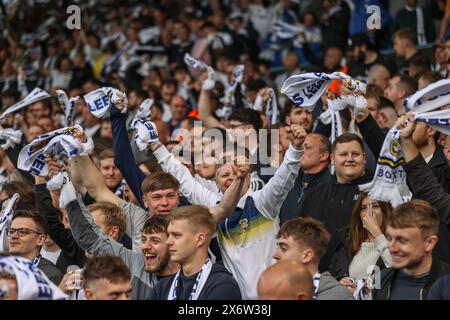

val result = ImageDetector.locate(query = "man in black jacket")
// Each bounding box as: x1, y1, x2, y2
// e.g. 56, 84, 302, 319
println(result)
279, 133, 331, 225
373, 200, 450, 300
299, 133, 373, 271
149, 205, 241, 300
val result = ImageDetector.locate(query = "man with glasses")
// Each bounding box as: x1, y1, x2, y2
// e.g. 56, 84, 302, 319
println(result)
6, 211, 63, 285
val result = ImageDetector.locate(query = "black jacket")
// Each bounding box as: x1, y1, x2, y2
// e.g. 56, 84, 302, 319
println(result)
329, 227, 388, 279
403, 154, 450, 264
279, 166, 331, 226
38, 257, 63, 285
34, 184, 86, 272
373, 259, 450, 300
149, 261, 242, 300
299, 172, 374, 272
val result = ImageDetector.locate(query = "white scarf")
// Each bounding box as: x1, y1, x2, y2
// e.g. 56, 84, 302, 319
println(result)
83, 87, 128, 118
184, 53, 208, 71
0, 193, 20, 253
272, 20, 305, 40
0, 87, 50, 120
319, 99, 346, 144
222, 65, 245, 107
133, 119, 159, 151
17, 125, 82, 176
56, 89, 79, 126
359, 128, 412, 207
0, 128, 22, 150
167, 259, 212, 300
404, 79, 450, 134
281, 72, 367, 110
252, 88, 279, 124
183, 53, 217, 90
405, 5, 426, 45
46, 171, 77, 209
0, 256, 67, 300
133, 98, 153, 122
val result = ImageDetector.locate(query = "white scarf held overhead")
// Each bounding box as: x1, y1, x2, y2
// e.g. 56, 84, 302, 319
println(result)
0, 128, 22, 150
404, 79, 450, 135
167, 259, 212, 300
133, 119, 159, 151
133, 98, 153, 122
253, 88, 279, 125
0, 88, 50, 120
83, 87, 128, 118
17, 125, 83, 176
184, 53, 208, 71
281, 72, 367, 110
56, 90, 79, 126
359, 128, 412, 207
0, 256, 67, 300
0, 193, 20, 254
222, 64, 245, 107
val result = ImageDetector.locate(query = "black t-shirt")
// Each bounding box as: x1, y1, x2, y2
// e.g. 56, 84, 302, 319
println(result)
175, 271, 200, 300
390, 269, 429, 300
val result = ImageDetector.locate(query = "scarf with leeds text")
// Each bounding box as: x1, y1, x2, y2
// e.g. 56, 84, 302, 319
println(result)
359, 127, 412, 207
281, 72, 366, 110
0, 256, 67, 300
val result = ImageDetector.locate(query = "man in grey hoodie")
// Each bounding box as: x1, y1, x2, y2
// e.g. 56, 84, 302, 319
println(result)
272, 217, 354, 300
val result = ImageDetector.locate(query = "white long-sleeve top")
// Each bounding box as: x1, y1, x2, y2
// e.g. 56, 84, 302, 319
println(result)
154, 143, 303, 299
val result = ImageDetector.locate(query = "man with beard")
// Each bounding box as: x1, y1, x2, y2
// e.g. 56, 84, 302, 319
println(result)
65, 156, 248, 299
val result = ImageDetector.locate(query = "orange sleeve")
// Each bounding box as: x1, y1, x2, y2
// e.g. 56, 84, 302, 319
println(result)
446, 0, 450, 13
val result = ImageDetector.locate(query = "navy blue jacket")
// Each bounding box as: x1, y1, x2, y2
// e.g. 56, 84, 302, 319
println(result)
149, 261, 241, 300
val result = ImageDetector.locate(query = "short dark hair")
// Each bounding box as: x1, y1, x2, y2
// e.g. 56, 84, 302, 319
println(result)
332, 133, 364, 153
396, 74, 418, 96
409, 55, 431, 75
388, 199, 439, 237
142, 215, 170, 235
418, 70, 443, 85
83, 255, 131, 289
11, 211, 48, 234
309, 133, 331, 154
277, 217, 331, 261
141, 172, 180, 194
229, 108, 263, 131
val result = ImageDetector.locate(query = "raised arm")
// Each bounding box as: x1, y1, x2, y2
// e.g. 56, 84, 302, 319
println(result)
209, 156, 250, 225
198, 69, 223, 129
66, 194, 143, 268
252, 125, 305, 219
34, 176, 84, 265
70, 155, 120, 205
150, 141, 222, 207
398, 113, 450, 225
355, 103, 386, 158
110, 104, 146, 207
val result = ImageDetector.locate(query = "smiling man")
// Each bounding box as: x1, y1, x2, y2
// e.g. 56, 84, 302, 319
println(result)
7, 211, 63, 285
298, 133, 373, 271
373, 200, 450, 300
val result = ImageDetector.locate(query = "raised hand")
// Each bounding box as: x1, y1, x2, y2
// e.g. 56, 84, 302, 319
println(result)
45, 155, 62, 179
234, 155, 250, 179
285, 124, 306, 150
396, 112, 415, 139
